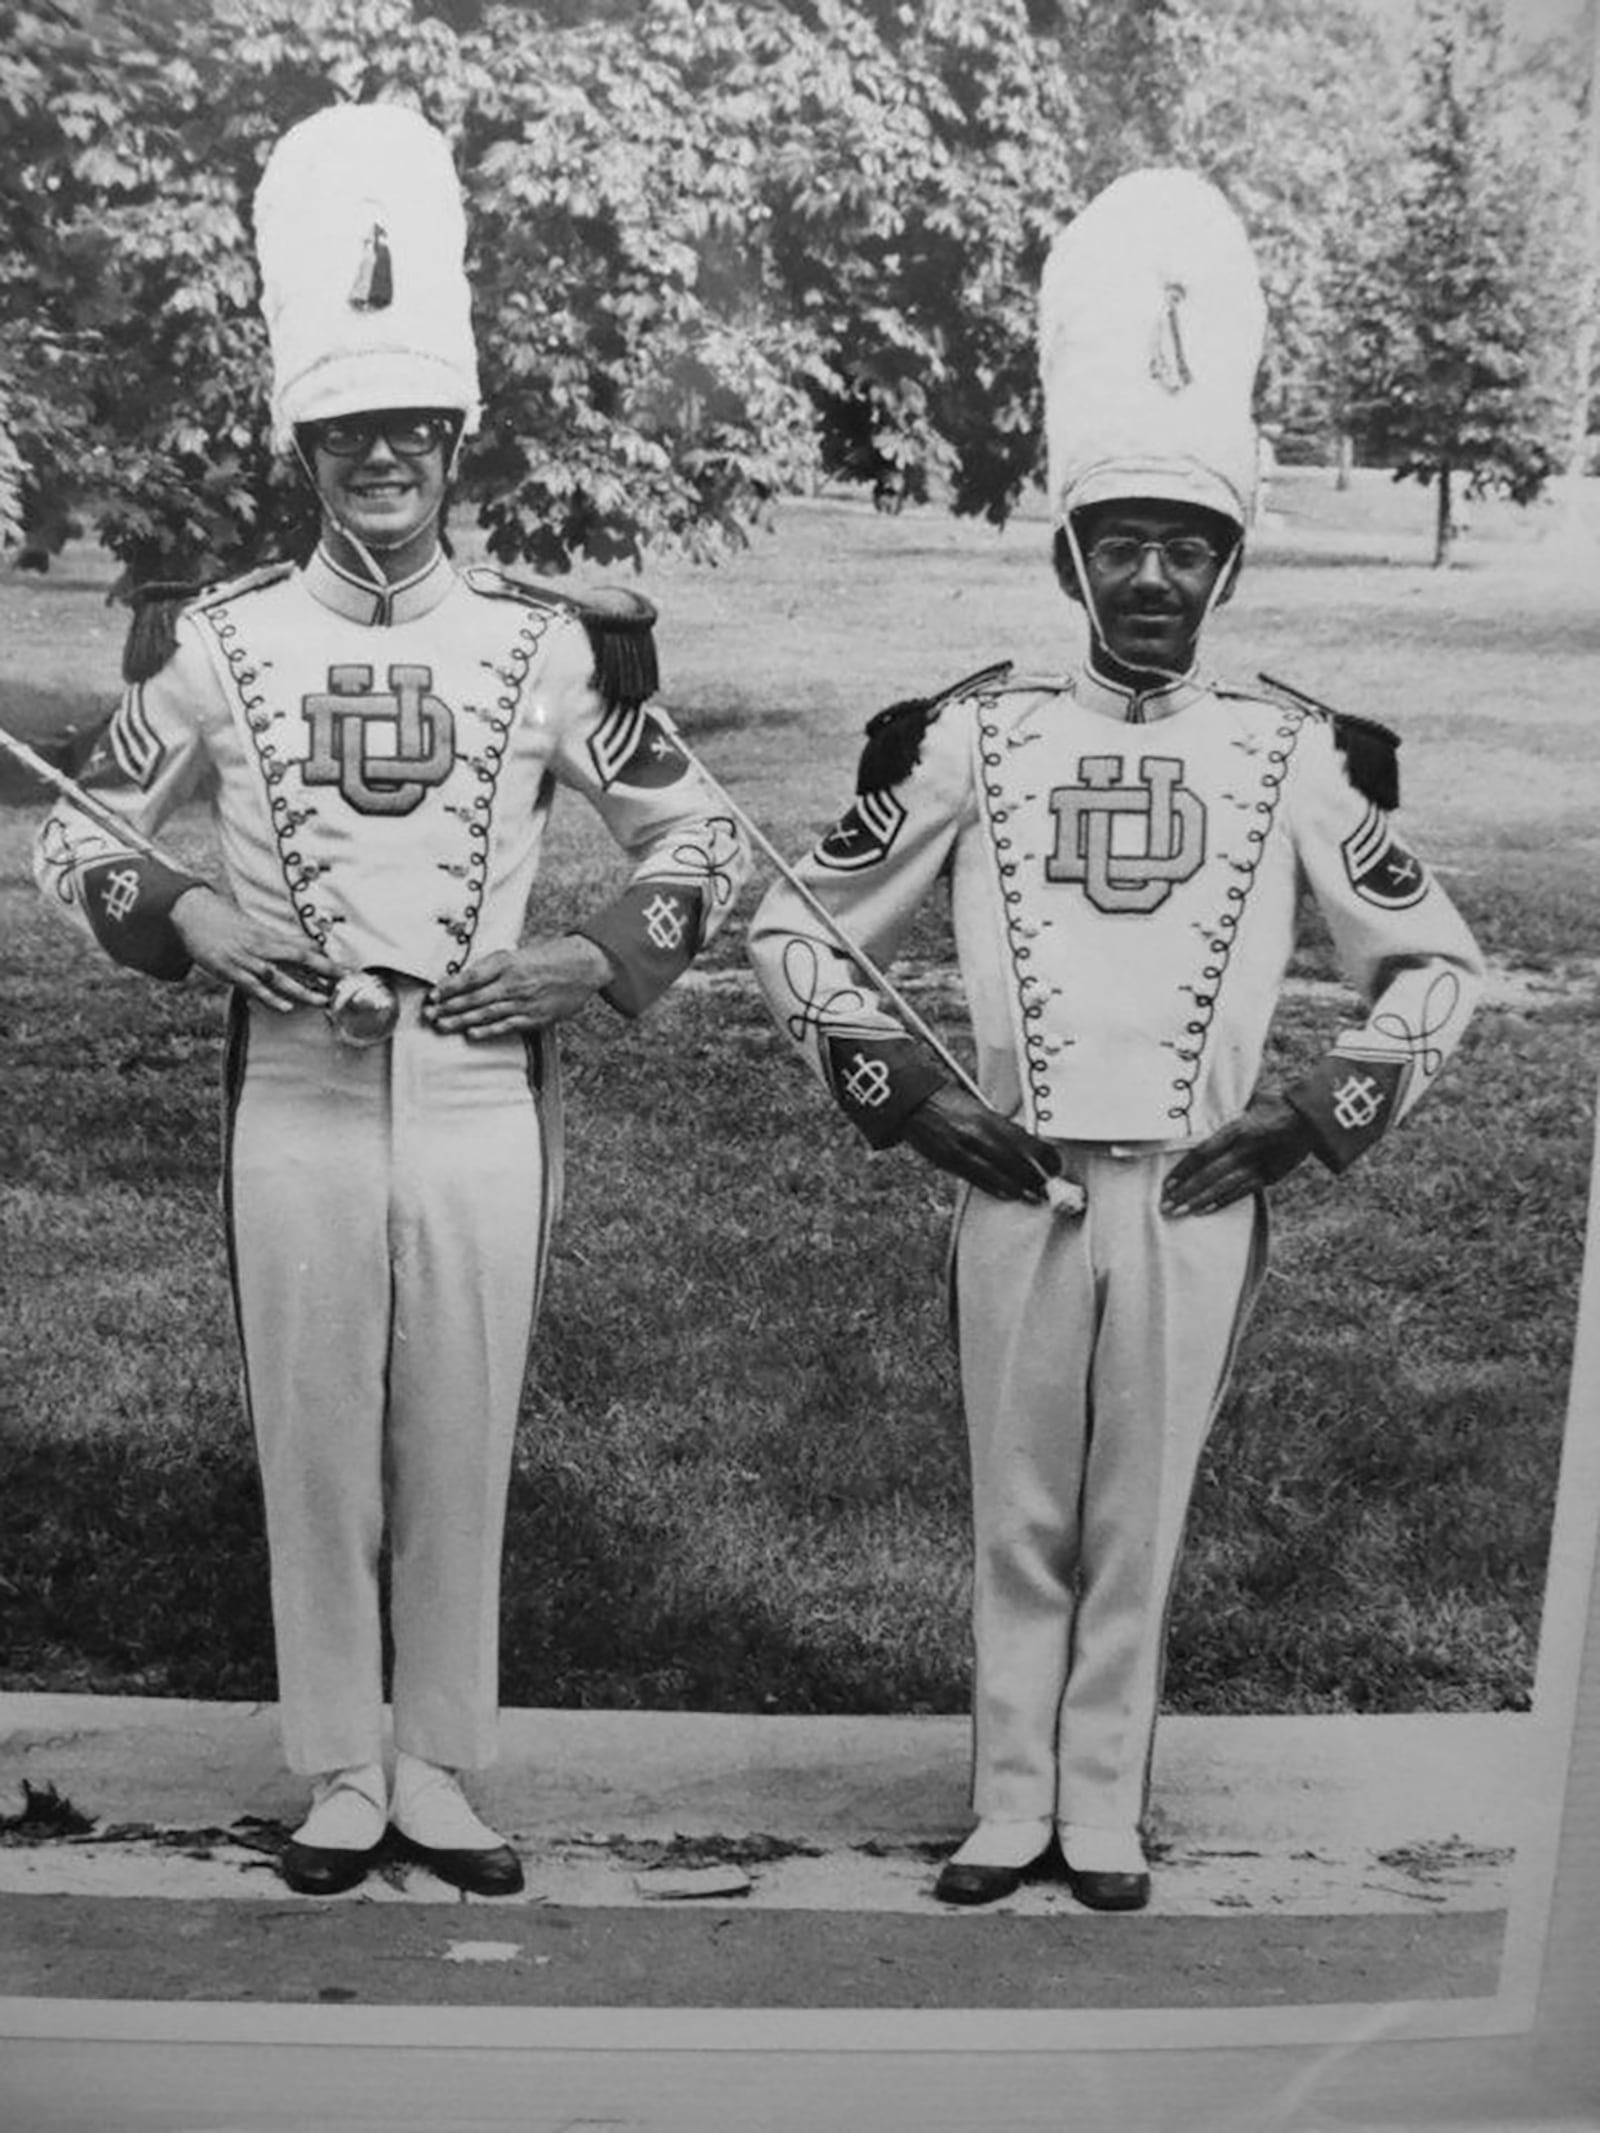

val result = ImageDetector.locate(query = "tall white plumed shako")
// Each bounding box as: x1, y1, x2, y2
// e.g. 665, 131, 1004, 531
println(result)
1038, 168, 1265, 530
254, 102, 480, 451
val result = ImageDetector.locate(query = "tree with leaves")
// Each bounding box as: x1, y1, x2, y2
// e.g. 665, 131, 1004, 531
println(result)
10, 0, 1574, 581
1165, 0, 1405, 469
0, 0, 1101, 583
1333, 0, 1566, 564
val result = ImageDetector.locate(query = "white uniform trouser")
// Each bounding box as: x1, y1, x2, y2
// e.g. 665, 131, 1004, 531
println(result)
224, 983, 559, 1776
955, 1144, 1265, 1834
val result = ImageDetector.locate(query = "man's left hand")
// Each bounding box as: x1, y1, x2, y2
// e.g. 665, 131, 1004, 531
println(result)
1160, 1094, 1316, 1217
424, 937, 612, 1037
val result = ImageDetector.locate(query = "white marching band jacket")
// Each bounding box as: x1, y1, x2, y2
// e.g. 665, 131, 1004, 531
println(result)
34, 548, 748, 1014
748, 663, 1483, 1171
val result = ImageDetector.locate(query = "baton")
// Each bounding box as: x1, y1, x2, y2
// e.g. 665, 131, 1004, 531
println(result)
668, 715, 1084, 1217
0, 724, 186, 869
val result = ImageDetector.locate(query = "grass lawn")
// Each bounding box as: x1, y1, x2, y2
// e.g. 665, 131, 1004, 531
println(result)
1, 467, 1596, 1716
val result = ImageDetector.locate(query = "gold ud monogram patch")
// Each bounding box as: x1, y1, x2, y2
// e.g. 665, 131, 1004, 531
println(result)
303, 663, 457, 816
1046, 754, 1206, 913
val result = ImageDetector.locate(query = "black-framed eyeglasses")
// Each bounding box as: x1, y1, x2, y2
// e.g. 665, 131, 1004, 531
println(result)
1086, 534, 1220, 578
306, 410, 460, 459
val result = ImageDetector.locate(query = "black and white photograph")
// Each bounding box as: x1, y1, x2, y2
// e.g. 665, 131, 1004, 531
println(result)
2, 0, 1599, 2127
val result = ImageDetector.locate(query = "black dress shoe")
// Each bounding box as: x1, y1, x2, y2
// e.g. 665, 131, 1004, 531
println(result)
399, 1836, 525, 1897
933, 1845, 1054, 1907
279, 1839, 381, 1896
933, 1858, 1026, 1906
1064, 1865, 1150, 1912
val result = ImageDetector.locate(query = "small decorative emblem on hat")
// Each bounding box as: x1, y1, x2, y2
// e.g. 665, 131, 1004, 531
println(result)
1149, 283, 1192, 394
350, 223, 393, 311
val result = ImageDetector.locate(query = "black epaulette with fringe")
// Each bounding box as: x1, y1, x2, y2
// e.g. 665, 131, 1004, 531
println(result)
1251, 670, 1401, 812
856, 659, 1013, 795
119, 563, 295, 684
466, 568, 660, 713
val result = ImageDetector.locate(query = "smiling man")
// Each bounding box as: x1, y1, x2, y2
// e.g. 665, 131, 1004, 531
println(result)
35, 104, 747, 1899
748, 170, 1482, 1913
307, 406, 455, 566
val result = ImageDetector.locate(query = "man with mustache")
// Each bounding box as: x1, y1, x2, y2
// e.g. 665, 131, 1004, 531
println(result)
749, 170, 1482, 1912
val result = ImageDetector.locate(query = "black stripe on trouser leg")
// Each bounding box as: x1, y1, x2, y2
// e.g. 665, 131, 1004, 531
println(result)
522, 1026, 563, 1320
1131, 1189, 1270, 1832
219, 990, 253, 1431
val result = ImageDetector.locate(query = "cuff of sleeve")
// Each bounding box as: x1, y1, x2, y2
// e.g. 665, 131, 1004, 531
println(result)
80, 855, 201, 981
823, 1032, 946, 1148
1284, 1054, 1407, 1174
576, 881, 706, 1018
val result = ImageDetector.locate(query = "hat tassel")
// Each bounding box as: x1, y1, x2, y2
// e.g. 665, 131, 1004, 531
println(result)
350, 222, 393, 311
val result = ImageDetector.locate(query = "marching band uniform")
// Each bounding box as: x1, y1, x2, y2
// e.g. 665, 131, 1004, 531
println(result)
35, 105, 748, 1893
37, 550, 742, 1765
748, 170, 1482, 1907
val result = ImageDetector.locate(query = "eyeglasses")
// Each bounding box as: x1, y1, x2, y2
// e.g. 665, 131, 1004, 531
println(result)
1085, 534, 1221, 578
307, 411, 459, 459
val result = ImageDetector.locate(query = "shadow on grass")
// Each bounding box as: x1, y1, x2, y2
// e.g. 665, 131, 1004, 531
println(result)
0, 1432, 277, 1699
2, 1333, 1550, 1719
496, 1442, 961, 1716
0, 1419, 958, 1716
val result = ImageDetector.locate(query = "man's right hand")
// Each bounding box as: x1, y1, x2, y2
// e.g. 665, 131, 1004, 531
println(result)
900, 1085, 1062, 1203
171, 887, 345, 1012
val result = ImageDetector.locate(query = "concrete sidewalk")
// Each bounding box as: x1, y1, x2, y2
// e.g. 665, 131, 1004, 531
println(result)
0, 1695, 1545, 1917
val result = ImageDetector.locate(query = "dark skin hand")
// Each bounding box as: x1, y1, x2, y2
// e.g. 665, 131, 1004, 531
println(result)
902, 1085, 1065, 1204
1160, 1093, 1317, 1217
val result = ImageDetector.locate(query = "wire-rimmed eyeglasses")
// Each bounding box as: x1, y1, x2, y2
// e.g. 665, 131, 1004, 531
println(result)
1085, 534, 1220, 578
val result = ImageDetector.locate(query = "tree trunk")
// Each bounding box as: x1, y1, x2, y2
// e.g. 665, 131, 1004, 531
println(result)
1434, 464, 1454, 566
1335, 431, 1354, 491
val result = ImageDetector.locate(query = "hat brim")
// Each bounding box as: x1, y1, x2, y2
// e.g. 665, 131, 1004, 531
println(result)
273, 352, 480, 452
1058, 457, 1249, 530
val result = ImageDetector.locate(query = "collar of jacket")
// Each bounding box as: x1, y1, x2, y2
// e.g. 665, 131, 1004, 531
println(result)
1077, 659, 1208, 725
304, 542, 456, 626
